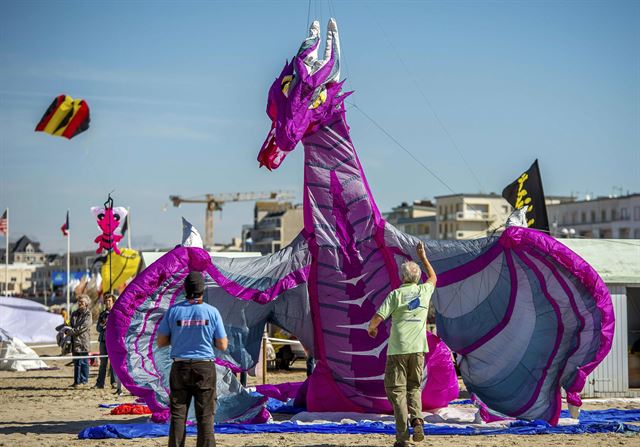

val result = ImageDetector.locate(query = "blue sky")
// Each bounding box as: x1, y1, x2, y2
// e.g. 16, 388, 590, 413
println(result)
1, 0, 638, 253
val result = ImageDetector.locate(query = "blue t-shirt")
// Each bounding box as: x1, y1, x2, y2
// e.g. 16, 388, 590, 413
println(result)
157, 301, 227, 360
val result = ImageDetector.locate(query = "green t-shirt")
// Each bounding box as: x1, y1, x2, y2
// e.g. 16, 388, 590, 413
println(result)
376, 282, 435, 356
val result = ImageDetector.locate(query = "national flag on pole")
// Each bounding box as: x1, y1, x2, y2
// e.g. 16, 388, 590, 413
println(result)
501, 159, 550, 232
0, 209, 7, 235
61, 211, 69, 236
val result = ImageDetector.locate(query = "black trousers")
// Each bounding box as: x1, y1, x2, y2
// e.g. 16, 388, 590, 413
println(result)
168, 360, 217, 447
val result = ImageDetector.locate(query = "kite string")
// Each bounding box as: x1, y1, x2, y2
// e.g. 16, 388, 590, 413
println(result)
348, 102, 455, 194
363, 2, 486, 193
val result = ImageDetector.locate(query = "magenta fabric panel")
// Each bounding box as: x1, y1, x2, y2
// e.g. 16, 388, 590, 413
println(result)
255, 382, 304, 402
423, 333, 460, 410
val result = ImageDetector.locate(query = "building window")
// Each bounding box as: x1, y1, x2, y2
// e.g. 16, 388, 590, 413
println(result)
581, 212, 586, 224
611, 209, 617, 221
621, 208, 628, 220
590, 211, 596, 223
601, 210, 607, 222
635, 206, 640, 221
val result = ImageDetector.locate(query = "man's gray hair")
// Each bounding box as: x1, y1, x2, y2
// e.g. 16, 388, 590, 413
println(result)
77, 294, 91, 307
400, 261, 422, 284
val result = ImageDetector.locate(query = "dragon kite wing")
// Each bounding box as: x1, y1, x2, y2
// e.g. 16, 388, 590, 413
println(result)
106, 232, 312, 423
35, 94, 90, 139
384, 223, 614, 424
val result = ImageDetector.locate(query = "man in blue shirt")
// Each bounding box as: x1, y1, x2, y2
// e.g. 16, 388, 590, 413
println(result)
158, 271, 228, 447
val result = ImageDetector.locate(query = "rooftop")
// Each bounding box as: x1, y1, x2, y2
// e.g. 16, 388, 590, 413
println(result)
434, 193, 503, 200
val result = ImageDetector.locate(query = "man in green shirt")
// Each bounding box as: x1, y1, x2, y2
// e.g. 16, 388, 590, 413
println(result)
368, 241, 437, 447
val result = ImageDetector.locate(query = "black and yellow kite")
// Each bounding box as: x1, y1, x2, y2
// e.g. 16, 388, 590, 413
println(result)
35, 94, 90, 139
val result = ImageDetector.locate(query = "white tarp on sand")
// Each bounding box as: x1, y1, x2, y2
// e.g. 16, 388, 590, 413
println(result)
0, 296, 63, 343
0, 329, 48, 371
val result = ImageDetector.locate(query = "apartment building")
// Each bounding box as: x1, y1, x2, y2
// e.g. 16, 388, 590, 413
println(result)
0, 263, 38, 296
0, 235, 46, 265
385, 200, 437, 239
548, 193, 640, 239
435, 193, 512, 240
249, 201, 303, 255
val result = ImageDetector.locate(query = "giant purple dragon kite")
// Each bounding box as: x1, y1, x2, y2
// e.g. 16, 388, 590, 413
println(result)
108, 19, 614, 426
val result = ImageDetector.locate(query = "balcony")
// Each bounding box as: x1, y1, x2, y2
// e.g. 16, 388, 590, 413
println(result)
439, 211, 490, 221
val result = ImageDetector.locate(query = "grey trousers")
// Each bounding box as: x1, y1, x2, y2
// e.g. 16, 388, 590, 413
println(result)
384, 353, 425, 442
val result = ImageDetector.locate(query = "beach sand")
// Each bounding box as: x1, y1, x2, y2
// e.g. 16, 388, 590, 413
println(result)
1, 347, 639, 447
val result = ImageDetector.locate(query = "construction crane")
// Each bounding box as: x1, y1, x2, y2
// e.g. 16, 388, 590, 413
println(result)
169, 191, 294, 248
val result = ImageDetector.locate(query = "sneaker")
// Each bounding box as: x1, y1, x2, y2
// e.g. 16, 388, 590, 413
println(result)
69, 383, 79, 388
393, 441, 408, 447
412, 418, 425, 442
93, 385, 105, 389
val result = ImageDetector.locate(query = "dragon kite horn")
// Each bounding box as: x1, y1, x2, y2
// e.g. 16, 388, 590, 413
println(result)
295, 18, 341, 88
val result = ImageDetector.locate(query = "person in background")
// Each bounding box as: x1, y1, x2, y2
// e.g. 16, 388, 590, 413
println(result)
157, 271, 228, 447
95, 294, 116, 389
69, 294, 93, 387
367, 241, 437, 447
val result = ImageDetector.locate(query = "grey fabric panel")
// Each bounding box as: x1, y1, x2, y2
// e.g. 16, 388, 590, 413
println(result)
382, 222, 498, 275
271, 284, 314, 357
435, 255, 511, 351
203, 278, 313, 370
465, 256, 559, 416
211, 233, 311, 290
458, 256, 536, 391
434, 253, 506, 319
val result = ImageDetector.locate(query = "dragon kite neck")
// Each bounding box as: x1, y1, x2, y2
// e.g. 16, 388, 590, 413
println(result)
302, 110, 405, 412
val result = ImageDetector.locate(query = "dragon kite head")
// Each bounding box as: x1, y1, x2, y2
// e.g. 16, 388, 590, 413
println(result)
258, 18, 351, 170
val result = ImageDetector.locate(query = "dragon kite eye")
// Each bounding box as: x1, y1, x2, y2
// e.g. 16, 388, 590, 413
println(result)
281, 75, 293, 97
114, 214, 120, 221
309, 87, 327, 110
98, 213, 104, 220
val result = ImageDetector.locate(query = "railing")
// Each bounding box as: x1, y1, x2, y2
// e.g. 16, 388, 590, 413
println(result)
443, 211, 491, 220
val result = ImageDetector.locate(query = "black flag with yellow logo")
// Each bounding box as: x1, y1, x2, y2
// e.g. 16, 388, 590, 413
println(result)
502, 159, 549, 232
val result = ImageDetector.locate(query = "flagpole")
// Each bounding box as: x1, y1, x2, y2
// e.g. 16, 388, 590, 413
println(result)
127, 207, 132, 249
4, 208, 8, 296
66, 211, 71, 313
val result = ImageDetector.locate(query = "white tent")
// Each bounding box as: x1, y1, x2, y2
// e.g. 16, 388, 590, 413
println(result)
0, 296, 63, 344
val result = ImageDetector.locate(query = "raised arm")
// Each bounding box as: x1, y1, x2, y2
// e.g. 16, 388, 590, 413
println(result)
417, 241, 437, 287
